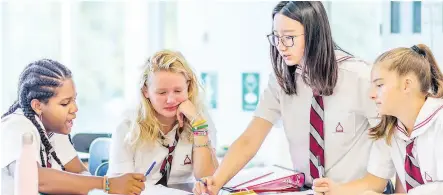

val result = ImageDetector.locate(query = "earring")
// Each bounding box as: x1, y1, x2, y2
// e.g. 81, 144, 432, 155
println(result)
39, 113, 43, 122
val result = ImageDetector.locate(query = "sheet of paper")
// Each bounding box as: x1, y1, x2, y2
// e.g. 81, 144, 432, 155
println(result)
275, 190, 314, 195
141, 184, 192, 195
218, 190, 314, 195
88, 185, 192, 195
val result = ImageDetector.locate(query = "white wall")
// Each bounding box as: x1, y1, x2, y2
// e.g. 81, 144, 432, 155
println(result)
329, 1, 382, 62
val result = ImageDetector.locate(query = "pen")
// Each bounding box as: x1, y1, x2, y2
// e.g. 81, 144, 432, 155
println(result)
145, 161, 156, 176
317, 155, 324, 178
197, 179, 235, 192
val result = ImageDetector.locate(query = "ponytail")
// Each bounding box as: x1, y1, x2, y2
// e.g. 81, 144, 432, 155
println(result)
416, 44, 443, 97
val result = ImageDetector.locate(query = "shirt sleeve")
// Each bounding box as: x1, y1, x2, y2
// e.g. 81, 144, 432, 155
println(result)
53, 134, 77, 165
367, 139, 396, 180
253, 73, 282, 124
1, 116, 42, 168
107, 119, 136, 175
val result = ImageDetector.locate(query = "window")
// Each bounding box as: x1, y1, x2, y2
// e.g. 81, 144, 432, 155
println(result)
1, 2, 62, 112
391, 1, 401, 33
412, 1, 421, 33
71, 2, 125, 134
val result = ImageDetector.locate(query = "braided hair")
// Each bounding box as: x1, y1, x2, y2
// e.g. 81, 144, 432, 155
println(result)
2, 59, 72, 170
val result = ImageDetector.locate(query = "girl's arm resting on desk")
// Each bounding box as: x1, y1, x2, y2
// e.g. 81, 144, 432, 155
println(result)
38, 166, 103, 194
212, 117, 273, 189
38, 165, 146, 195
339, 173, 388, 194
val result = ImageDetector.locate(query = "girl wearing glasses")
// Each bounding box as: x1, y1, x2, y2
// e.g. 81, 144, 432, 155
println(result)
193, 1, 379, 195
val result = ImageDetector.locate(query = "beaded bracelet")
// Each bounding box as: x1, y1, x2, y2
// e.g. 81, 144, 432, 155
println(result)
193, 140, 211, 148
192, 124, 209, 131
103, 176, 110, 193
193, 130, 208, 136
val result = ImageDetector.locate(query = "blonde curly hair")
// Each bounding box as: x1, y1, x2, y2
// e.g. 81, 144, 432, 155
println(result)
125, 50, 204, 149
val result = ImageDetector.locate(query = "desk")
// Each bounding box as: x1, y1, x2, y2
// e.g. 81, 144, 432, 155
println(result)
218, 190, 314, 195
167, 182, 313, 195
169, 183, 194, 192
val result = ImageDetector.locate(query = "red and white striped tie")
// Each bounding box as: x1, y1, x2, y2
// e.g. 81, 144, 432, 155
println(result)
404, 138, 424, 192
309, 94, 325, 180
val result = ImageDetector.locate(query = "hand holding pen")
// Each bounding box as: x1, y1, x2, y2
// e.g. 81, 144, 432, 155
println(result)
313, 156, 341, 195
193, 177, 220, 195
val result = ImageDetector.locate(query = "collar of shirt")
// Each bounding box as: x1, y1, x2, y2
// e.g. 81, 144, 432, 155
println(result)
395, 97, 443, 140
159, 123, 180, 146
294, 50, 352, 79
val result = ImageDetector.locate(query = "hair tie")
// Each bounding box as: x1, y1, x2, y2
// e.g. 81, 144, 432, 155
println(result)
411, 45, 426, 57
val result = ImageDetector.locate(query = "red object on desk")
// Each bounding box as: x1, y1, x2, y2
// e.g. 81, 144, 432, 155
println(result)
233, 172, 274, 188
232, 172, 305, 193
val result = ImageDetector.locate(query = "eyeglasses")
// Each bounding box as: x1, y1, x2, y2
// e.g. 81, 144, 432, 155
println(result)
267, 34, 304, 47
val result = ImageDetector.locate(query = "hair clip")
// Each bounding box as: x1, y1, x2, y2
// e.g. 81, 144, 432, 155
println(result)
411, 45, 426, 57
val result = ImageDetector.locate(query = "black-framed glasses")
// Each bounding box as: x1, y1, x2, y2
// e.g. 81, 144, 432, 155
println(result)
267, 34, 304, 47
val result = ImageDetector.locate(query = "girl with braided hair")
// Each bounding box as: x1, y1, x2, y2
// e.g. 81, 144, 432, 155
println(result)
1, 59, 146, 195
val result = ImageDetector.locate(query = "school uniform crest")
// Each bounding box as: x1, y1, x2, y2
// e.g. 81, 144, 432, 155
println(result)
335, 122, 344, 133
183, 154, 192, 165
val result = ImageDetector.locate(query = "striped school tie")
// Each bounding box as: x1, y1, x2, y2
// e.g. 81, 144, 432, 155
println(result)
309, 94, 325, 180
405, 138, 424, 192
156, 130, 179, 187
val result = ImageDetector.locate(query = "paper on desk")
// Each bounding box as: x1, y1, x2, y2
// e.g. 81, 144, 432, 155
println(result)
275, 190, 314, 195
141, 184, 191, 195
87, 185, 191, 195
225, 166, 298, 189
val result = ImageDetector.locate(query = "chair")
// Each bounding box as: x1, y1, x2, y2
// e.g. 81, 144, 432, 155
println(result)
95, 161, 109, 176
71, 133, 111, 153
88, 138, 112, 175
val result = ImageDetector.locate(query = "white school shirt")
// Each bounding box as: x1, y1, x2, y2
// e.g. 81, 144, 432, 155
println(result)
1, 109, 78, 195
107, 110, 217, 185
254, 50, 378, 185
368, 97, 443, 194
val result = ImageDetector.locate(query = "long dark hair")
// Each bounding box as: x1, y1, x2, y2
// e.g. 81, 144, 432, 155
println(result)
2, 59, 72, 170
271, 1, 347, 96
